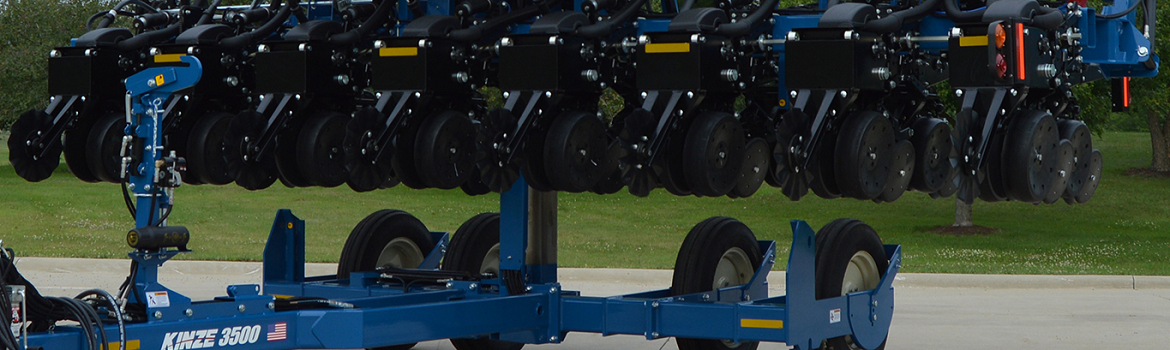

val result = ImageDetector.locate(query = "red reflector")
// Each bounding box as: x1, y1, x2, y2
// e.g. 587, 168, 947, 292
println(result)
996, 53, 1007, 78
1015, 25, 1026, 80
1124, 77, 1130, 107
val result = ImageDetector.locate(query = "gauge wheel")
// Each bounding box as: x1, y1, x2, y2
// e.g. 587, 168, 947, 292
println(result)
187, 112, 237, 185
1002, 110, 1059, 203
415, 110, 477, 190
727, 138, 770, 198
225, 110, 277, 190
908, 118, 954, 193
683, 112, 745, 197
544, 111, 609, 193
834, 111, 895, 200
85, 111, 128, 183
297, 111, 350, 187
672, 217, 763, 350
875, 140, 914, 203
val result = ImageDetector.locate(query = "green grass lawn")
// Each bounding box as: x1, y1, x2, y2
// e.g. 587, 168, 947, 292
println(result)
2, 131, 1168, 275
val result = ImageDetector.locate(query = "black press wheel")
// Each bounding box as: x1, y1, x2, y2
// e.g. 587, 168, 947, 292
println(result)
876, 140, 914, 203
672, 217, 763, 350
63, 114, 100, 183
415, 110, 478, 190
274, 113, 311, 188
337, 210, 435, 280
519, 119, 555, 192
1002, 111, 1060, 203
682, 112, 745, 197
1058, 120, 1095, 203
1043, 140, 1075, 204
1068, 149, 1102, 204
297, 111, 350, 187
976, 130, 1008, 203
85, 111, 128, 183
727, 138, 770, 198
226, 111, 278, 190
908, 118, 954, 193
442, 213, 524, 350
814, 219, 888, 350
187, 112, 237, 185
834, 111, 894, 200
544, 111, 609, 193
391, 112, 429, 189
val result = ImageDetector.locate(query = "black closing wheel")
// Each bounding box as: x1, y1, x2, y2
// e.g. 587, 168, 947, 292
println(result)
672, 217, 763, 350
834, 111, 895, 200
415, 110, 478, 190
475, 109, 520, 193
226, 111, 278, 190
442, 213, 524, 350
544, 111, 609, 193
344, 107, 396, 192
728, 138, 770, 198
618, 109, 659, 197
1003, 111, 1060, 203
1068, 149, 1102, 204
187, 112, 237, 185
298, 111, 351, 187
1043, 140, 1075, 204
1059, 120, 1095, 203
683, 112, 746, 197
772, 110, 812, 200
8, 109, 62, 182
86, 111, 129, 183
815, 219, 888, 350
876, 140, 914, 203
908, 118, 954, 193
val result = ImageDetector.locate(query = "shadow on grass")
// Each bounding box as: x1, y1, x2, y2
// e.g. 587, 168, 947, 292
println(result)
926, 225, 1001, 236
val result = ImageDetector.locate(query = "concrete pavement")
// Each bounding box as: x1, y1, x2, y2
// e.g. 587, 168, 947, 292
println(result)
14, 258, 1170, 350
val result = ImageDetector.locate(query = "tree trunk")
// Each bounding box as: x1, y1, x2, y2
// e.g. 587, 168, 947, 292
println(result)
953, 198, 973, 227
1149, 111, 1170, 172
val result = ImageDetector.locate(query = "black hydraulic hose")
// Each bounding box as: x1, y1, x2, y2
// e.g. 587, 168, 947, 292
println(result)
95, 0, 162, 29
330, 0, 396, 45
942, 0, 984, 22
1145, 0, 1156, 65
679, 0, 696, 12
862, 0, 941, 33
711, 0, 779, 37
576, 0, 648, 38
1029, 6, 1063, 30
198, 0, 223, 25
447, 0, 562, 42
220, 1, 296, 48
1095, 0, 1141, 19
115, 21, 181, 51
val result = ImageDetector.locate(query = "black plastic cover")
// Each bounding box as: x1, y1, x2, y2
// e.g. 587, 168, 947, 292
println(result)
75, 28, 134, 48
284, 20, 345, 42
529, 11, 588, 35
175, 24, 235, 45
818, 3, 876, 28
667, 8, 727, 33
402, 15, 461, 38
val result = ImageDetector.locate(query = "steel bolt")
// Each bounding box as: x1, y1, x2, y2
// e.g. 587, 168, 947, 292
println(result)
268, 302, 275, 310
185, 309, 193, 317
550, 336, 558, 342
238, 304, 246, 312
154, 311, 163, 319
651, 332, 659, 338
470, 283, 478, 290
651, 301, 659, 308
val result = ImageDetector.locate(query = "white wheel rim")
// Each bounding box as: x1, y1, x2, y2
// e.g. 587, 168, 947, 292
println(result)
480, 243, 501, 276
376, 237, 426, 269
841, 251, 880, 295
712, 247, 754, 290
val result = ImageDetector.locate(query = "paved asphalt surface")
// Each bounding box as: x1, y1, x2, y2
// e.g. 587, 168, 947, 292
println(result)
13, 258, 1170, 350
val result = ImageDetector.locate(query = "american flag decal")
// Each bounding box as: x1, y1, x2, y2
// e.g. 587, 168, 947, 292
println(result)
267, 322, 287, 342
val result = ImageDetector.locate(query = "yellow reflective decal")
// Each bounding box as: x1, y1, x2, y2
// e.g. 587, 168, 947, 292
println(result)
959, 36, 989, 47
107, 339, 141, 350
154, 74, 166, 86
380, 47, 419, 57
644, 43, 690, 54
740, 318, 784, 329
153, 54, 184, 63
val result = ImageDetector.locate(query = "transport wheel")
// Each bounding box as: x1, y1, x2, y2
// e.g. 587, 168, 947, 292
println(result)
187, 112, 237, 185
1059, 120, 1094, 203
392, 113, 428, 189
337, 210, 435, 280
414, 110, 477, 189
727, 138, 770, 198
297, 111, 350, 187
1067, 149, 1102, 204
876, 140, 914, 203
544, 111, 609, 192
476, 109, 520, 193
275, 114, 311, 188
815, 219, 888, 350
908, 118, 954, 193
1042, 140, 1075, 204
86, 111, 128, 183
834, 111, 894, 200
672, 217, 763, 350
63, 115, 100, 183
442, 213, 525, 350
8, 109, 62, 182
1002, 111, 1059, 203
226, 111, 277, 190
344, 107, 396, 192
618, 109, 659, 197
683, 112, 745, 197
772, 110, 811, 200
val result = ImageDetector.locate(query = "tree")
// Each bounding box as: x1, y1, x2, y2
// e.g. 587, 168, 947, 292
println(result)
1132, 3, 1170, 172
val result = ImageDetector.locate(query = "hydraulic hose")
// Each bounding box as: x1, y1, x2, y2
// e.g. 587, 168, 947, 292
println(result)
447, 0, 562, 42
220, 1, 296, 48
1095, 0, 1141, 19
862, 0, 941, 33
679, 0, 696, 12
712, 0, 779, 37
116, 22, 181, 51
942, 0, 984, 22
576, 0, 648, 38
198, 0, 223, 25
330, 0, 396, 45
1028, 6, 1063, 30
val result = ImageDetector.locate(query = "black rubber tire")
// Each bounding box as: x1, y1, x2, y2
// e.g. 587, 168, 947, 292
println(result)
86, 111, 128, 183
63, 114, 100, 183
297, 111, 350, 187
1067, 149, 1102, 204
8, 109, 62, 182
977, 130, 1009, 202
834, 111, 895, 200
808, 129, 841, 200
876, 140, 914, 203
672, 217, 762, 350
274, 112, 311, 188
814, 219, 888, 350
392, 114, 429, 189
1043, 140, 1075, 204
544, 111, 608, 193
226, 110, 278, 190
727, 138, 770, 198
336, 210, 434, 280
682, 112, 745, 197
442, 213, 525, 350
344, 107, 395, 192
909, 118, 954, 193
1003, 111, 1060, 203
415, 110, 478, 190
475, 109, 521, 193
187, 112, 237, 185
519, 119, 555, 192
1059, 120, 1094, 202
